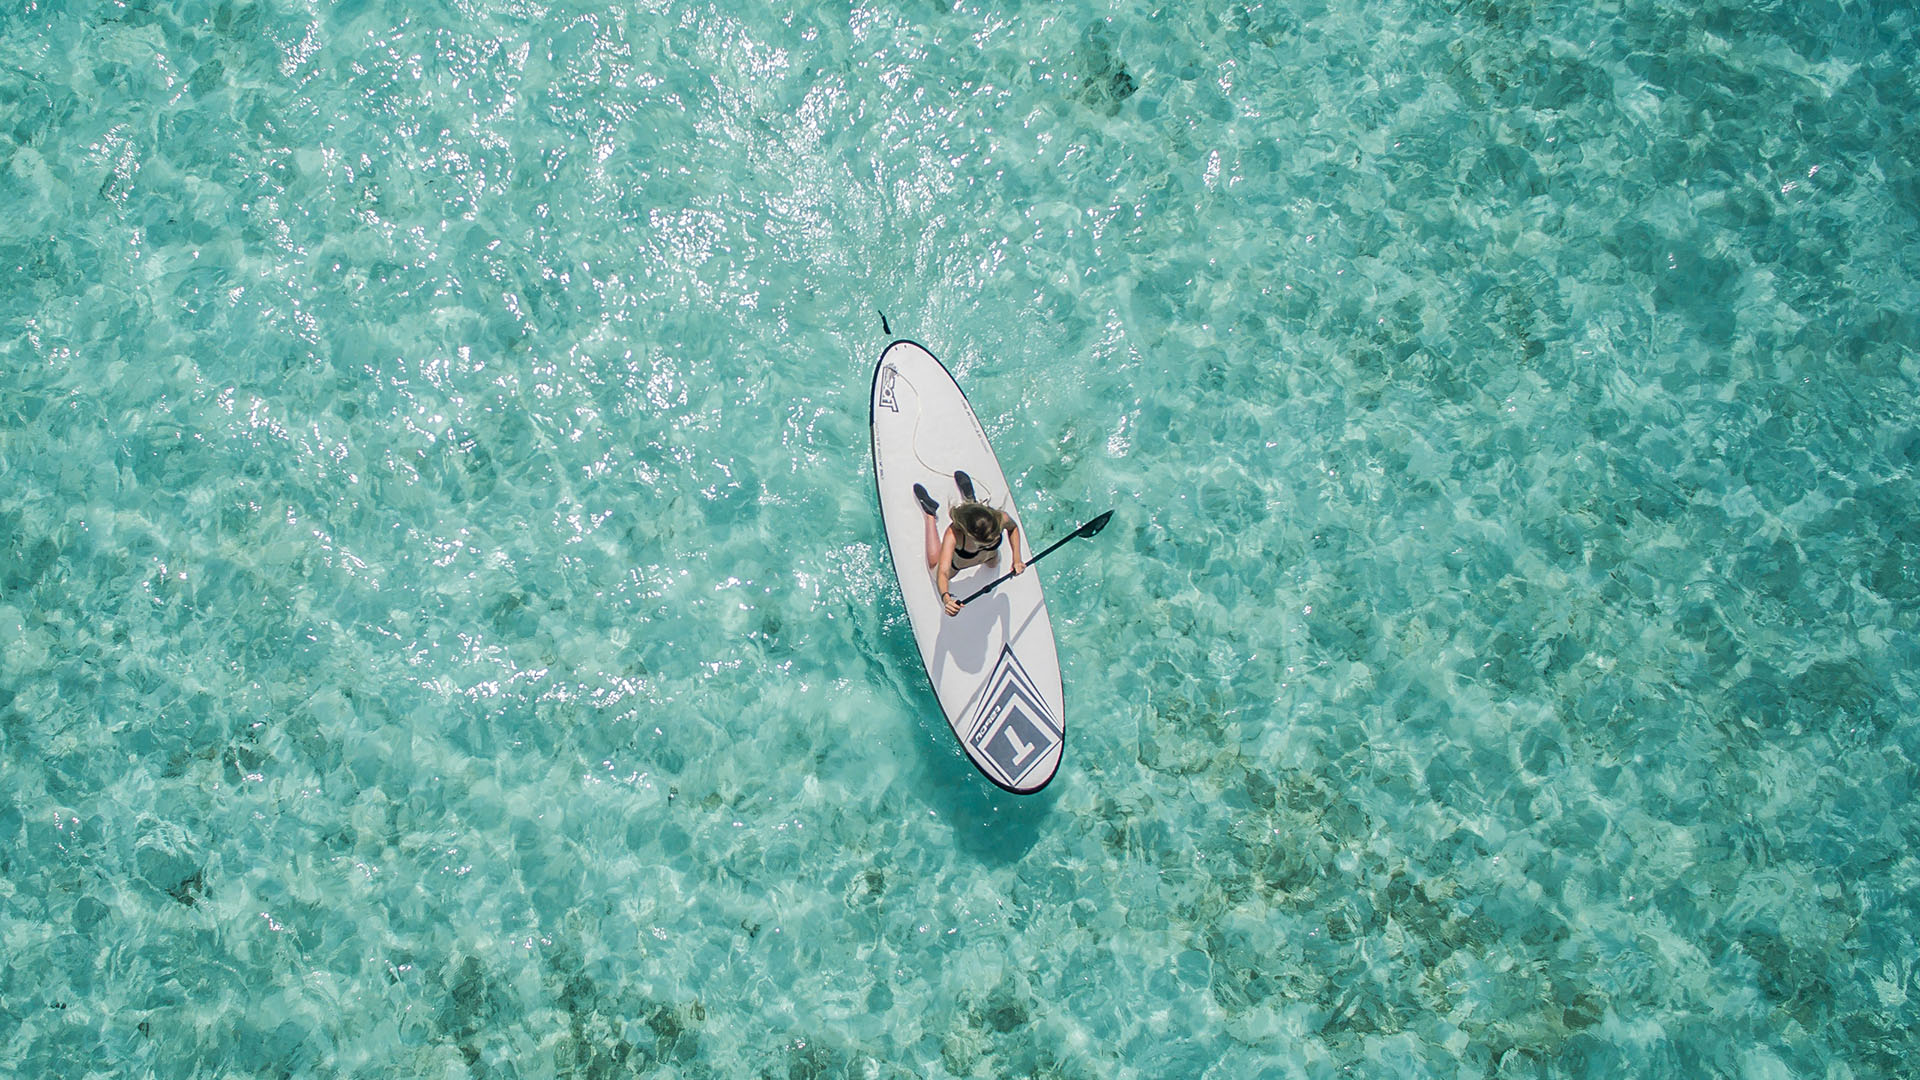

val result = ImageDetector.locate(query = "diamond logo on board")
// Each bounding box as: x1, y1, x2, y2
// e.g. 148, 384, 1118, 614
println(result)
967, 647, 1061, 787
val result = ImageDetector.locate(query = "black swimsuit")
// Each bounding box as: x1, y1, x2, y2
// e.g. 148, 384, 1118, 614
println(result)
953, 533, 1003, 563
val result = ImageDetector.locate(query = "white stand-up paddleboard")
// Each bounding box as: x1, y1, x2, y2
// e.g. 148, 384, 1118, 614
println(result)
870, 340, 1065, 794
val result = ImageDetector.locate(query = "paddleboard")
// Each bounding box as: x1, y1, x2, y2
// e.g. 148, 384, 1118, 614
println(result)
870, 340, 1065, 794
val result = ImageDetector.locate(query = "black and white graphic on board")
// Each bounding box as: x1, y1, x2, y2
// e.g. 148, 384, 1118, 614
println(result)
968, 647, 1062, 785
877, 366, 900, 412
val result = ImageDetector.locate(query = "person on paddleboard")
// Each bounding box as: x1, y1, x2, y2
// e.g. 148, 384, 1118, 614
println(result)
914, 470, 1025, 615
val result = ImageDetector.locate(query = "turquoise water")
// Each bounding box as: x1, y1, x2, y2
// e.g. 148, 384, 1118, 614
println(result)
3, 0, 1917, 1074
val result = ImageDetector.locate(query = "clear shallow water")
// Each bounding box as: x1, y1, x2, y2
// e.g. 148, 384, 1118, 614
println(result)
2, 0, 1917, 1074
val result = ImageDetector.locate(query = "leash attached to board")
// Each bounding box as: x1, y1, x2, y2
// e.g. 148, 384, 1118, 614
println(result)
958, 510, 1114, 606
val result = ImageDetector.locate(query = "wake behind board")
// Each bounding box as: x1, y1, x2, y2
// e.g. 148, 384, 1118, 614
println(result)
870, 340, 1065, 794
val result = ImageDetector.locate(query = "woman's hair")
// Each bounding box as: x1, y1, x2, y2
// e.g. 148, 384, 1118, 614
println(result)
952, 501, 1003, 545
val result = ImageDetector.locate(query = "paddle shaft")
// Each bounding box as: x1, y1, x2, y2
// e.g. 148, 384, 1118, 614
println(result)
957, 512, 1111, 605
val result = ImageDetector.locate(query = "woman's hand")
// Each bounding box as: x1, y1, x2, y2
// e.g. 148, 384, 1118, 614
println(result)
943, 592, 962, 616
1011, 557, 1026, 575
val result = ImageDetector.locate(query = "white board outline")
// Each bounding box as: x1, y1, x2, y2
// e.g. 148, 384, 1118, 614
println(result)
869, 339, 1065, 794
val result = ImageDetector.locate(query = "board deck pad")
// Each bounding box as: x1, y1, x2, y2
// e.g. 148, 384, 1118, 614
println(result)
870, 340, 1065, 793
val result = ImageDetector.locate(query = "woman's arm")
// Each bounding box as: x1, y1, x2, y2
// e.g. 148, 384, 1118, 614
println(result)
937, 528, 961, 615
1008, 521, 1026, 575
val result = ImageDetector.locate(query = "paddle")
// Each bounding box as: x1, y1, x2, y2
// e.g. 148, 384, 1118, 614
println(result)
957, 510, 1115, 606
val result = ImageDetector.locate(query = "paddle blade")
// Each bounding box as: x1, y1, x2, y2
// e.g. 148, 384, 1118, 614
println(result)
1077, 510, 1114, 538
